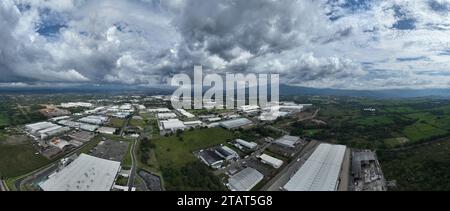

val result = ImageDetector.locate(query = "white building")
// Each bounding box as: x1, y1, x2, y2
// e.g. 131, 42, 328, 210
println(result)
157, 113, 178, 120
79, 116, 109, 125
283, 144, 347, 191
161, 119, 186, 132
177, 109, 195, 118
97, 127, 117, 135
39, 154, 121, 191
227, 167, 264, 191
148, 108, 171, 113
236, 139, 258, 150
219, 118, 253, 130
26, 122, 57, 133
183, 120, 203, 128
275, 135, 301, 148
259, 154, 284, 169
60, 102, 93, 108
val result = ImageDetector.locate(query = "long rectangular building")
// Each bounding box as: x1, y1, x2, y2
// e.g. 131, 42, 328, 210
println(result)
283, 143, 346, 191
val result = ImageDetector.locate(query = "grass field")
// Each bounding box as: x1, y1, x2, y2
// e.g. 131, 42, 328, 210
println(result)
0, 113, 10, 127
0, 134, 51, 178
402, 122, 448, 142
108, 118, 126, 128
153, 127, 234, 169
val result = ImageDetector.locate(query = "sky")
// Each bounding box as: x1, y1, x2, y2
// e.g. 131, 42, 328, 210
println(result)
1, 0, 450, 90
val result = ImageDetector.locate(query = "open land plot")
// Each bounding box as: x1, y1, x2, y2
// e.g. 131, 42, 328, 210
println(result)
0, 133, 51, 178
153, 127, 234, 169
108, 118, 126, 128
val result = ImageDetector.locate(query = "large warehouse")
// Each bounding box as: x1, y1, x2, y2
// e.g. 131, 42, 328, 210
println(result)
219, 118, 253, 130
227, 167, 264, 191
39, 154, 121, 191
283, 143, 347, 191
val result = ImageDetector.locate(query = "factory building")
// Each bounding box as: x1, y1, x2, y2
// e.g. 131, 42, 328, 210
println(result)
60, 102, 93, 108
148, 108, 171, 113
39, 154, 121, 191
157, 113, 178, 120
259, 154, 284, 169
219, 118, 253, 130
160, 119, 186, 132
215, 146, 239, 161
38, 126, 71, 140
177, 109, 195, 118
97, 127, 117, 135
235, 139, 258, 150
183, 120, 203, 128
274, 135, 301, 148
227, 167, 264, 191
79, 116, 109, 125
26, 122, 57, 133
283, 144, 347, 191
198, 150, 224, 169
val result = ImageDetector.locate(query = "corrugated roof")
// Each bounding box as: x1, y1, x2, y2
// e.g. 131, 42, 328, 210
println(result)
283, 144, 346, 191
228, 167, 264, 191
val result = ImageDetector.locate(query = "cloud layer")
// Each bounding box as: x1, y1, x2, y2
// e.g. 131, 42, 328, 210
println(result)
1, 0, 450, 89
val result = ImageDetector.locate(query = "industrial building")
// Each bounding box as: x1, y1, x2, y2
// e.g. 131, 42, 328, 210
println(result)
215, 146, 239, 160
227, 167, 264, 191
198, 150, 224, 169
26, 122, 57, 133
183, 120, 203, 128
219, 118, 253, 130
97, 127, 117, 135
239, 105, 260, 114
39, 154, 121, 191
60, 102, 93, 108
79, 116, 109, 125
274, 135, 301, 148
283, 144, 347, 191
160, 119, 186, 132
157, 112, 178, 120
177, 109, 195, 118
259, 154, 284, 169
38, 126, 71, 140
148, 108, 171, 113
235, 139, 258, 150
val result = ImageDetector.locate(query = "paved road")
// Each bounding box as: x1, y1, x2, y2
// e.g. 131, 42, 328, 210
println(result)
127, 139, 137, 191
262, 141, 320, 191
0, 179, 7, 191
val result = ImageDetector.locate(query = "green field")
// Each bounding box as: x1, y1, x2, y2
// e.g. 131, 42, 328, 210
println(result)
0, 133, 51, 178
0, 113, 10, 127
379, 139, 450, 191
402, 122, 448, 142
153, 127, 234, 168
351, 115, 395, 126
108, 118, 126, 128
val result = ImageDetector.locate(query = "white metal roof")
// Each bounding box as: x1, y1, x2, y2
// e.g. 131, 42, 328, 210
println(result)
259, 154, 284, 169
236, 139, 258, 149
157, 112, 178, 119
283, 144, 346, 191
177, 109, 195, 118
219, 118, 252, 129
162, 119, 186, 130
228, 167, 264, 191
275, 135, 301, 148
40, 154, 121, 191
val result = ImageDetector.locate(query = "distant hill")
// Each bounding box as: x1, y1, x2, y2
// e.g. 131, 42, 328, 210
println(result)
2, 83, 450, 99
